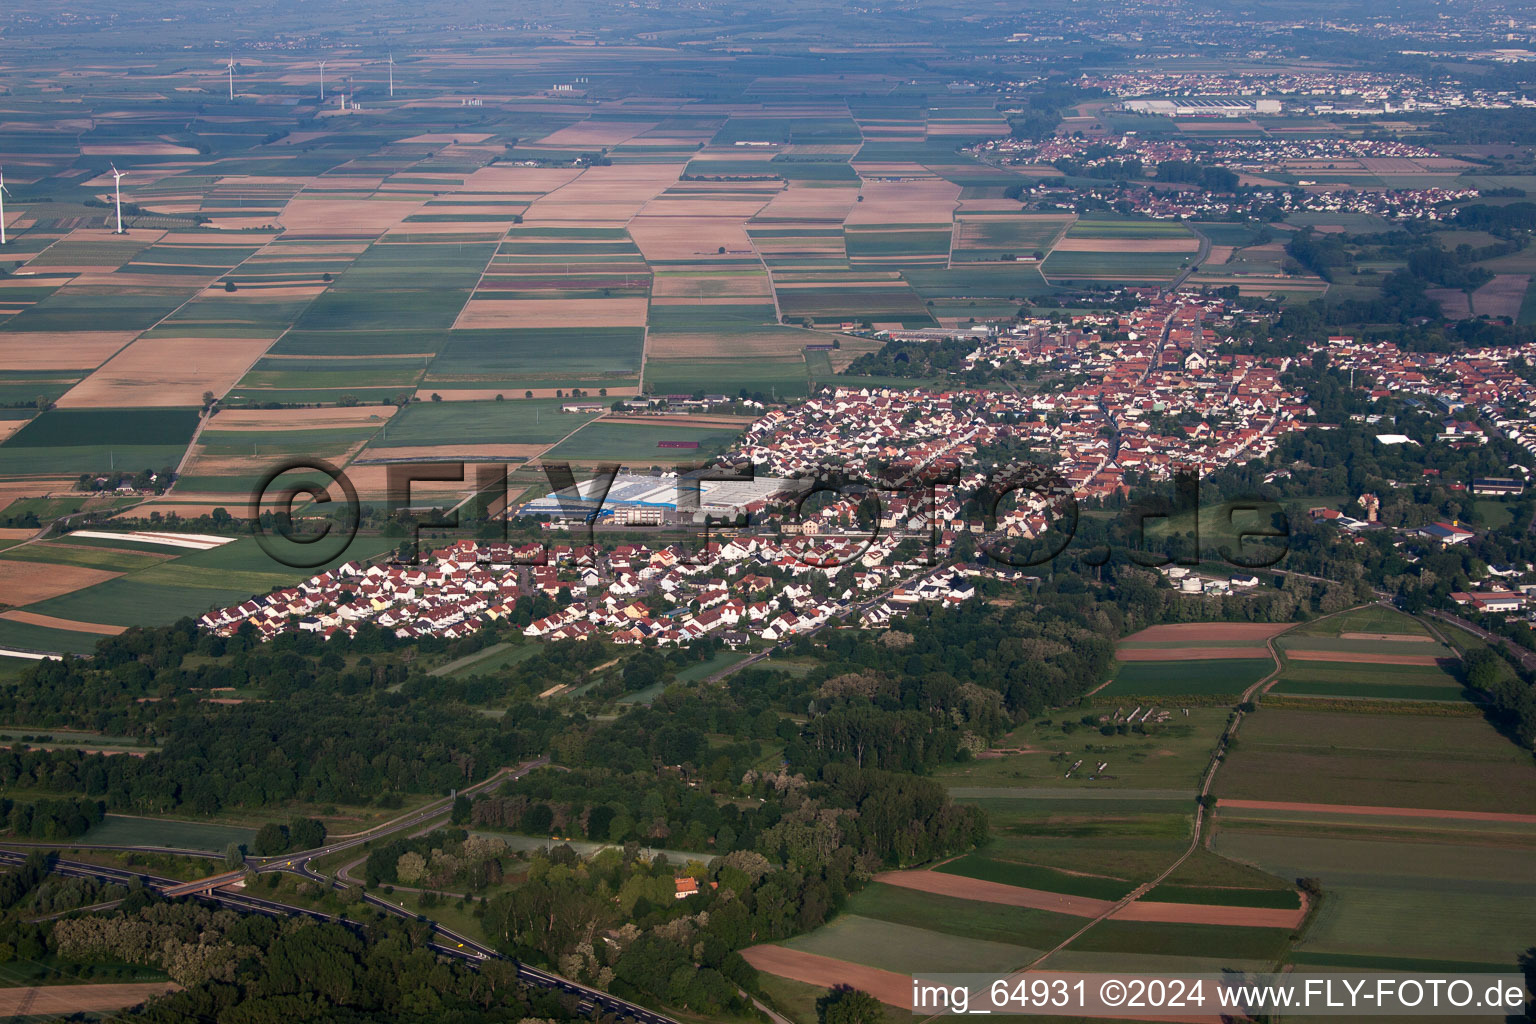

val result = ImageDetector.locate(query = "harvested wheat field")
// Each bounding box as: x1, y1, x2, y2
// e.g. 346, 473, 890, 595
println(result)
742, 948, 1223, 1023
744, 946, 913, 1009
878, 868, 1110, 916
1118, 646, 1272, 661
0, 561, 121, 606
1283, 650, 1450, 667
453, 297, 648, 330
279, 197, 424, 236
523, 164, 684, 224
0, 983, 179, 1016
0, 331, 137, 371
754, 186, 860, 223
459, 166, 586, 195
1471, 274, 1529, 319
845, 178, 958, 226
650, 273, 773, 298
58, 338, 275, 408
0, 609, 127, 635
540, 121, 658, 147
629, 217, 757, 260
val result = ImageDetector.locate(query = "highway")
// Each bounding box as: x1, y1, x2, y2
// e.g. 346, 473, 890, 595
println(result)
0, 756, 678, 1022
243, 756, 550, 878
0, 846, 676, 1024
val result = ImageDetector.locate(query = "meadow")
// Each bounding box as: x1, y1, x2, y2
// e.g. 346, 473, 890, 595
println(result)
933, 707, 1231, 792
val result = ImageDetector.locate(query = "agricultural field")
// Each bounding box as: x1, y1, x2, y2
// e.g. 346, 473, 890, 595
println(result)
951, 213, 1072, 263
1099, 657, 1275, 699
1214, 708, 1536, 813
541, 419, 745, 464
1213, 830, 1535, 969
0, 53, 1214, 560
0, 533, 400, 651
1098, 621, 1284, 698
1041, 216, 1200, 283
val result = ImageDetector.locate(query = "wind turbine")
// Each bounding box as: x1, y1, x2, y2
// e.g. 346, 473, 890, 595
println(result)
0, 169, 10, 246
109, 165, 126, 234
318, 60, 327, 101
387, 52, 394, 98
227, 55, 235, 101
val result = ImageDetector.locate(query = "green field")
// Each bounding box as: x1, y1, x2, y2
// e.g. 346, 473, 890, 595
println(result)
16, 534, 400, 632
778, 914, 1033, 975
1215, 708, 1536, 812
1042, 250, 1191, 281
542, 420, 744, 462
936, 853, 1138, 901
1070, 919, 1292, 961
1098, 658, 1274, 698
1213, 831, 1535, 965
643, 357, 816, 401
1290, 605, 1430, 637
842, 882, 1081, 950
83, 814, 257, 852
4, 408, 199, 447
0, 620, 104, 655
428, 327, 644, 381
0, 541, 169, 573
1268, 657, 1468, 702
951, 215, 1071, 262
370, 399, 601, 448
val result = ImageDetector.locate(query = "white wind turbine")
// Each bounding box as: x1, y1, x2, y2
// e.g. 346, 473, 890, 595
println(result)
227, 55, 236, 101
387, 52, 394, 98
110, 164, 126, 234
0, 169, 10, 246
318, 60, 327, 101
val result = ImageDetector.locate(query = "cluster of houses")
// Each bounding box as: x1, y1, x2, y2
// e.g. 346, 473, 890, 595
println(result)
198, 307, 1536, 648
1077, 69, 1532, 114
1321, 337, 1536, 454
973, 124, 1479, 221
1038, 179, 1475, 221
195, 530, 993, 648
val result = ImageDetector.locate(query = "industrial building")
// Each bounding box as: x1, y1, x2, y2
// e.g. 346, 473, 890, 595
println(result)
1124, 98, 1282, 117
517, 471, 810, 524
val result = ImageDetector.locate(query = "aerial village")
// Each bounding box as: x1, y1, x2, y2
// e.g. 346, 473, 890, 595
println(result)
196, 293, 1333, 646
